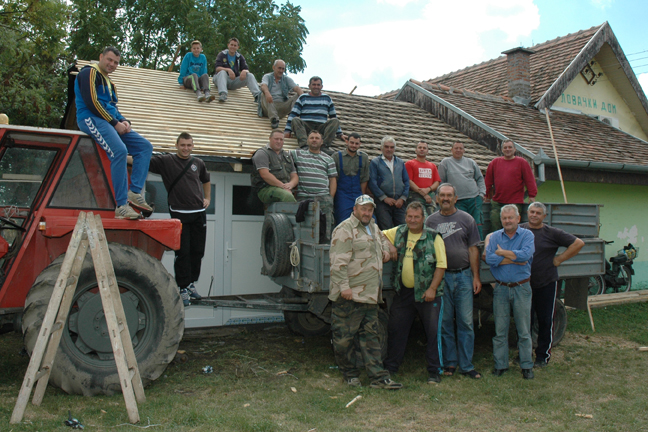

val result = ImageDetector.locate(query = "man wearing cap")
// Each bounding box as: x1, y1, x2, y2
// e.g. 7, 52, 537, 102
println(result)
485, 204, 535, 380
329, 195, 403, 390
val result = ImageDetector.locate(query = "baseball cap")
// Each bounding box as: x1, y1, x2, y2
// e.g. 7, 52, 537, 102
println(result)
354, 194, 375, 207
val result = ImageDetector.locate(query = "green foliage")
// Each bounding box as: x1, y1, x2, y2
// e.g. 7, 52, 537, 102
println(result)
0, 0, 72, 127
68, 0, 308, 75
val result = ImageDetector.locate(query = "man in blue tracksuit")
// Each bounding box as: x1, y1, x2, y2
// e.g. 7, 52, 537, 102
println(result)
368, 136, 410, 230
75, 46, 153, 220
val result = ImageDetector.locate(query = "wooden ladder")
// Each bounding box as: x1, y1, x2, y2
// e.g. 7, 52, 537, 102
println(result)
11, 212, 145, 424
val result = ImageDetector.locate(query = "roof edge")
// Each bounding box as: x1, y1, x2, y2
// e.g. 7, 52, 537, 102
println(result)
536, 22, 648, 116
396, 81, 536, 160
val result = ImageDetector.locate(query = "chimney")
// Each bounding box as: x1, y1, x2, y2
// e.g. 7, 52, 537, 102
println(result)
502, 47, 534, 103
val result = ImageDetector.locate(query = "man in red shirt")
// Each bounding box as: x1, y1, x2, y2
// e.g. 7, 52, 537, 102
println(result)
485, 140, 537, 232
405, 141, 441, 217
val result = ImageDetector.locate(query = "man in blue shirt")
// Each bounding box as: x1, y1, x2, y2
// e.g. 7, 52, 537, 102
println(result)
485, 204, 535, 380
178, 40, 214, 102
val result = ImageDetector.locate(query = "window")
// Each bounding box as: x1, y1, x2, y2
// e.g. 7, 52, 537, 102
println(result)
232, 185, 264, 216
0, 147, 57, 208
50, 138, 114, 209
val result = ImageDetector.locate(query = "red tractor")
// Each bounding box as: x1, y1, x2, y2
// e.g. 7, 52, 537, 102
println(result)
0, 125, 184, 396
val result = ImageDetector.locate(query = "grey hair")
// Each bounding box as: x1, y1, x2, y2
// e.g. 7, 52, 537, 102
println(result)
437, 183, 456, 196
500, 204, 519, 217
381, 136, 396, 148
528, 201, 546, 215
273, 59, 285, 67
405, 201, 425, 216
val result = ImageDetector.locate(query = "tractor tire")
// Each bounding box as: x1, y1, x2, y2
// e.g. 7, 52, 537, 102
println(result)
22, 243, 184, 396
531, 297, 567, 348
261, 213, 294, 277
284, 311, 330, 336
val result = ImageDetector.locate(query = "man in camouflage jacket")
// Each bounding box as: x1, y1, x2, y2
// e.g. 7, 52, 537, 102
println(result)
383, 201, 447, 384
329, 195, 403, 390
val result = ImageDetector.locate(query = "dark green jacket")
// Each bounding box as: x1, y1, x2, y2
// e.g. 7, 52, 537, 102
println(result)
392, 225, 445, 301
251, 146, 294, 193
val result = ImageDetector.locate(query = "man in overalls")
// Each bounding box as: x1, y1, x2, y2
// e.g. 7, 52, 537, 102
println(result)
331, 133, 370, 225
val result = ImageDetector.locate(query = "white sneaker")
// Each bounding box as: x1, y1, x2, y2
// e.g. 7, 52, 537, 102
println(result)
115, 204, 140, 220
187, 283, 202, 299
127, 190, 153, 212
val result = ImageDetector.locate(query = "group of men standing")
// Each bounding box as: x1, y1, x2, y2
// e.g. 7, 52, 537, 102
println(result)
79, 43, 586, 390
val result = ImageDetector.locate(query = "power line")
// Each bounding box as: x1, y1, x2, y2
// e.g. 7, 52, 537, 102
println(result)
629, 56, 648, 62
626, 49, 648, 56
633, 64, 648, 68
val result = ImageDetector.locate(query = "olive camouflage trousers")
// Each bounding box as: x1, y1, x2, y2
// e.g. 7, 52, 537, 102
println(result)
331, 298, 390, 381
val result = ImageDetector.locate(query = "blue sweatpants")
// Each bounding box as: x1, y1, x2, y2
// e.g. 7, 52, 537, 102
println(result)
78, 116, 152, 206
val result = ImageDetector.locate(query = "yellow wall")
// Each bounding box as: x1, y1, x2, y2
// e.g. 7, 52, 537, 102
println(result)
551, 54, 648, 141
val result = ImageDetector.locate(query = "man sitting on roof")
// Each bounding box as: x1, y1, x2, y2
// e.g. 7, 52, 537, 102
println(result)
258, 60, 303, 129
213, 37, 261, 103
284, 76, 346, 155
291, 130, 338, 239
178, 40, 215, 103
251, 129, 299, 204
75, 46, 153, 220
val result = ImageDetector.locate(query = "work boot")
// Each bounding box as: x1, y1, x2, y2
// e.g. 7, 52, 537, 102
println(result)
115, 204, 141, 220
179, 288, 191, 306
219, 92, 228, 102
522, 369, 535, 380
128, 190, 153, 213
271, 118, 280, 129
369, 378, 402, 390
187, 283, 202, 299
346, 377, 362, 387
196, 90, 206, 102
427, 371, 441, 384
205, 91, 215, 103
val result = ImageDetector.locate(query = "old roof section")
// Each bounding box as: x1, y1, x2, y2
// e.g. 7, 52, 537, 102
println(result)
423, 24, 604, 104
397, 81, 648, 168
67, 61, 496, 168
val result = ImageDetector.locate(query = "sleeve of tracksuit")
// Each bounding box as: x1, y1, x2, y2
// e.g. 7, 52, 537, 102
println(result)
77, 67, 120, 126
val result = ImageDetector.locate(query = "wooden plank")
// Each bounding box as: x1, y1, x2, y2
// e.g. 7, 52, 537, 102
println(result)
92, 214, 146, 404
86, 214, 140, 424
587, 290, 648, 332
32, 236, 89, 406
11, 213, 87, 424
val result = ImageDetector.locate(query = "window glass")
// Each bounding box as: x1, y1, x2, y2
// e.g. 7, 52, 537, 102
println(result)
232, 185, 264, 216
0, 147, 57, 208
50, 138, 114, 209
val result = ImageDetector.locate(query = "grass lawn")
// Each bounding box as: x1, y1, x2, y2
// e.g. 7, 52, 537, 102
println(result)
1, 303, 648, 431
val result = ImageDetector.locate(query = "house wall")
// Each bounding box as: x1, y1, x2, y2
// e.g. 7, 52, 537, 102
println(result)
536, 180, 648, 289
551, 54, 648, 141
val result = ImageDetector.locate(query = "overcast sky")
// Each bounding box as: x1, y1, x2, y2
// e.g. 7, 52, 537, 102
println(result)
286, 0, 648, 97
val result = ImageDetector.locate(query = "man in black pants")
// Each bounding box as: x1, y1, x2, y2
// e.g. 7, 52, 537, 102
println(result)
149, 132, 211, 306
520, 202, 584, 367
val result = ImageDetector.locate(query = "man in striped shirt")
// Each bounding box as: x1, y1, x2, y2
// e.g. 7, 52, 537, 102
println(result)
284, 76, 347, 155
291, 130, 338, 239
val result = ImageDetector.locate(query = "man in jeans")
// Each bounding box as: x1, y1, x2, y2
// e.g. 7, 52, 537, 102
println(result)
426, 184, 482, 379
213, 37, 260, 102
485, 204, 535, 379
438, 142, 486, 239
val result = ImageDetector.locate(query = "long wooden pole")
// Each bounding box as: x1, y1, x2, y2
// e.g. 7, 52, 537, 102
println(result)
544, 109, 568, 203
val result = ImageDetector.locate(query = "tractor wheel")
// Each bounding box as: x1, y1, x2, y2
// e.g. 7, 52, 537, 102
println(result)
531, 297, 567, 348
261, 213, 294, 277
284, 311, 330, 336
22, 243, 184, 396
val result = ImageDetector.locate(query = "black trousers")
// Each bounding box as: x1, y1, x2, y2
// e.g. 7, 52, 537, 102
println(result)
531, 281, 558, 363
384, 287, 443, 374
170, 210, 207, 289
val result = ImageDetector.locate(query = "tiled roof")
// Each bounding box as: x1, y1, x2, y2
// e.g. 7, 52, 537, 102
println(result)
427, 25, 603, 104
380, 24, 603, 104
70, 61, 496, 168
403, 82, 648, 167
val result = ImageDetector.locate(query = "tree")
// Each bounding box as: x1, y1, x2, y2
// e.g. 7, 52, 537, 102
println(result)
68, 0, 308, 75
0, 0, 72, 127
